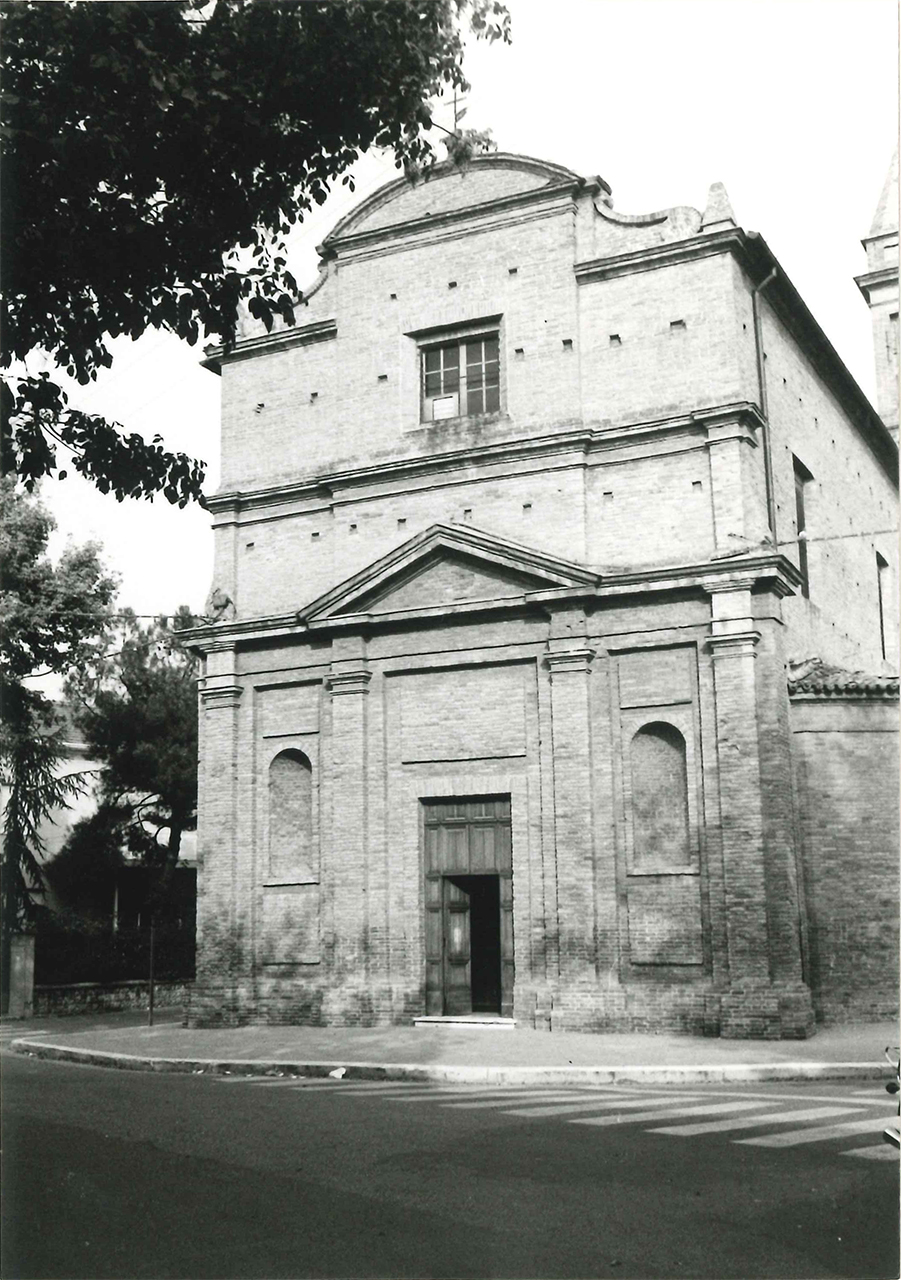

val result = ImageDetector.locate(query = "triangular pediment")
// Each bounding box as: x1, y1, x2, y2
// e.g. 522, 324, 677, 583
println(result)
298, 523, 598, 624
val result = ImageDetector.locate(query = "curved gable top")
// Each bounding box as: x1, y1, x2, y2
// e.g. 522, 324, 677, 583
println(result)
322, 153, 600, 248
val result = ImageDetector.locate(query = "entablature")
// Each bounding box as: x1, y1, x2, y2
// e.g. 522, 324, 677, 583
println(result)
204, 401, 765, 524
181, 531, 802, 656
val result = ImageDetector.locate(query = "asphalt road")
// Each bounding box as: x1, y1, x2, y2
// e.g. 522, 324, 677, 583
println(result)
2, 1052, 898, 1280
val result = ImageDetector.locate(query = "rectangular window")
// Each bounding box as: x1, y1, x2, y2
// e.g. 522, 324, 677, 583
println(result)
876, 552, 890, 661
793, 456, 812, 599
421, 333, 499, 422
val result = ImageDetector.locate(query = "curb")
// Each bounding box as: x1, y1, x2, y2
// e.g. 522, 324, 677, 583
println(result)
7, 1038, 888, 1085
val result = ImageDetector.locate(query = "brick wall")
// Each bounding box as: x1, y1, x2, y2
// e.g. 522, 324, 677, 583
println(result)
190, 584, 807, 1034
738, 285, 899, 670
578, 253, 745, 426
791, 695, 900, 1022
191, 154, 895, 1036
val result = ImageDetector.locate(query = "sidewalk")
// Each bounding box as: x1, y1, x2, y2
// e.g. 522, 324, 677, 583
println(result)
5, 1009, 898, 1085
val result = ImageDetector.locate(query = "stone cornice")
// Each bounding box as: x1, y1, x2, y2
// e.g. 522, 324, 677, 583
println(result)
575, 227, 746, 284
179, 550, 802, 653
201, 318, 337, 374
854, 266, 898, 303
204, 401, 763, 517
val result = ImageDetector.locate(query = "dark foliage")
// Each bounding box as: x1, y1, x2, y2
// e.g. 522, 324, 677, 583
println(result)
0, 0, 509, 504
35, 916, 196, 985
64, 608, 199, 913
0, 480, 117, 942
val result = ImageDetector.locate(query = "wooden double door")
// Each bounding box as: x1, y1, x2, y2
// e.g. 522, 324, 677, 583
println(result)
423, 797, 513, 1017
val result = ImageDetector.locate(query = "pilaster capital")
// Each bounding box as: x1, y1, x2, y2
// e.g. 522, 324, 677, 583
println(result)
200, 683, 244, 708
703, 413, 761, 450
205, 638, 238, 654
706, 630, 761, 660
545, 647, 596, 674
326, 669, 373, 696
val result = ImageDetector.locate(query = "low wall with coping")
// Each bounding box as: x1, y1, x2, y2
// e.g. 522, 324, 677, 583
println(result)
34, 979, 192, 1017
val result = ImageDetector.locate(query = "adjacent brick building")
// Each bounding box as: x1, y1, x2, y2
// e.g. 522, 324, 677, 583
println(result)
186, 152, 898, 1037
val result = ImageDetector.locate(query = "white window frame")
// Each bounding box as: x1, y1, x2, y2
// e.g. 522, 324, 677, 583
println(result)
411, 317, 504, 424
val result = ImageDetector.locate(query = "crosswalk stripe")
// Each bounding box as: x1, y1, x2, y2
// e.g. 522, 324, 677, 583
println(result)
648, 1105, 864, 1136
395, 1090, 595, 1106
350, 1083, 626, 1097
245, 1078, 318, 1087
330, 1085, 437, 1094
572, 1101, 771, 1127
353, 1086, 592, 1099
499, 1096, 719, 1119
739, 1117, 898, 1147
841, 1144, 900, 1160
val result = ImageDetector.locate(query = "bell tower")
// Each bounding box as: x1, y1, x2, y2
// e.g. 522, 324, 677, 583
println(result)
855, 150, 899, 441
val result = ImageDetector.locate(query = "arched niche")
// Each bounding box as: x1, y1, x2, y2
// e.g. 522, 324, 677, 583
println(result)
268, 748, 313, 880
629, 721, 690, 870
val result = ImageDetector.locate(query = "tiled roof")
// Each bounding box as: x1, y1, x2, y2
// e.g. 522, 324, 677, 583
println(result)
787, 658, 899, 698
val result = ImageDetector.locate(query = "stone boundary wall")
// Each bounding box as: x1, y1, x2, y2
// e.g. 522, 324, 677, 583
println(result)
34, 980, 192, 1017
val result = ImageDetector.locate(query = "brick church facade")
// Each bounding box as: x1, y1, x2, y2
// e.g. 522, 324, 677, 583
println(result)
186, 153, 899, 1037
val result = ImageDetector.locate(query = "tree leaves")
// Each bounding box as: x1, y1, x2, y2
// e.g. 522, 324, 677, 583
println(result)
1, 375, 208, 506
0, 0, 510, 504
65, 609, 200, 900
0, 481, 118, 930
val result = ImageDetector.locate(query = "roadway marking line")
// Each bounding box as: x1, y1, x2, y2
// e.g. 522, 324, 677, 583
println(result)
841, 1145, 899, 1161
393, 1090, 597, 1106
326, 1084, 440, 1093
497, 1096, 712, 1119
343, 1085, 606, 1098
739, 1117, 898, 1147
239, 1081, 523, 1095
243, 1078, 321, 1087
648, 1105, 864, 1136
342, 1083, 626, 1096
572, 1101, 771, 1127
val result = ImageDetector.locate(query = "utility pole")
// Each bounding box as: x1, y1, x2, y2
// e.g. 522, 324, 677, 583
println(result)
148, 914, 155, 1027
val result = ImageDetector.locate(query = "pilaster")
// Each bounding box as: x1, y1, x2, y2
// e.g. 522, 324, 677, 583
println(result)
705, 410, 769, 553
708, 584, 813, 1037
190, 644, 244, 1026
545, 609, 598, 995
323, 634, 372, 1008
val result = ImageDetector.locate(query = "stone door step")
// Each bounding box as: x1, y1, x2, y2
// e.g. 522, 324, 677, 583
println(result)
413, 1015, 516, 1029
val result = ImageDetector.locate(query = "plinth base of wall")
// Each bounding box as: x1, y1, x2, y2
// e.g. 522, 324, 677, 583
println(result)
187, 976, 818, 1039
539, 985, 722, 1037
719, 984, 816, 1039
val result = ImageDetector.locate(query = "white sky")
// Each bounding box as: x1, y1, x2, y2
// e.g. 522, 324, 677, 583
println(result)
41, 0, 898, 619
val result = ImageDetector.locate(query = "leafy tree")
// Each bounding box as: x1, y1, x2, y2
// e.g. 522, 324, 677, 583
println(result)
64, 607, 199, 916
1, 0, 510, 505
42, 805, 129, 924
0, 477, 117, 957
